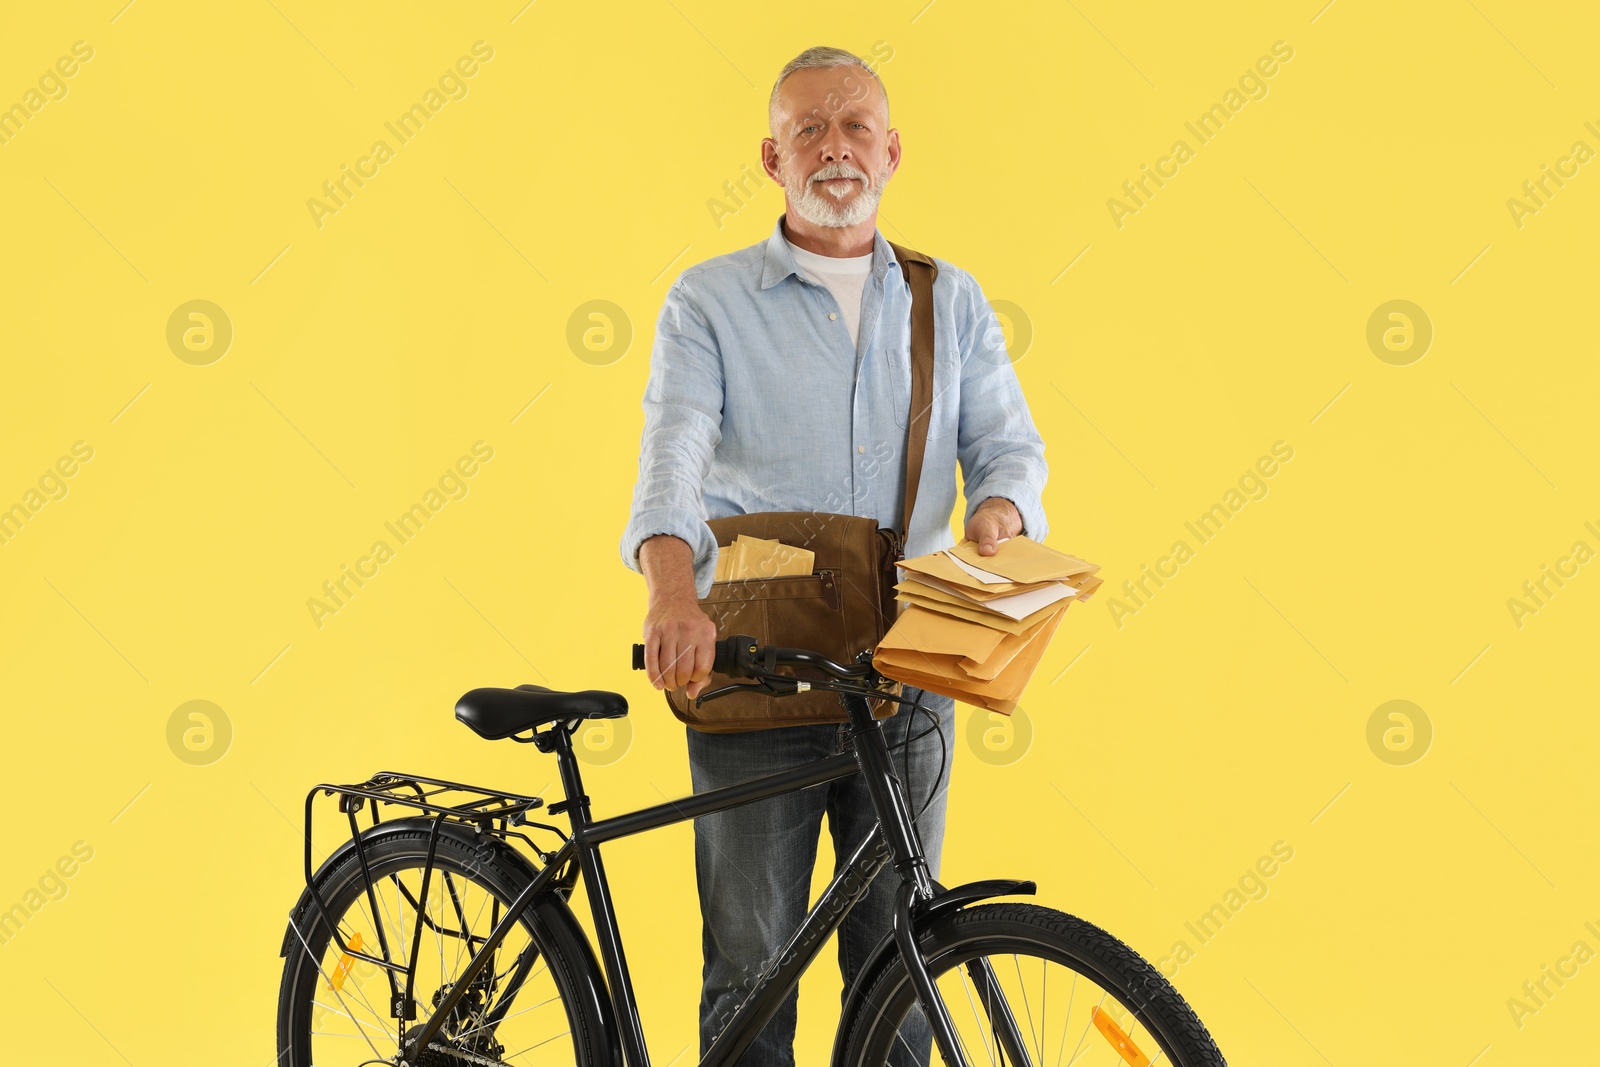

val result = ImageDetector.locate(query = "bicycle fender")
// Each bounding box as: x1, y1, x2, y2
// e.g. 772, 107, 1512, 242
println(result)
278, 817, 622, 1067
913, 878, 1036, 925
829, 878, 1035, 1067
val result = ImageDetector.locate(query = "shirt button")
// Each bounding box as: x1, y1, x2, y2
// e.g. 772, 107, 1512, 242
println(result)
857, 446, 866, 454
828, 312, 838, 320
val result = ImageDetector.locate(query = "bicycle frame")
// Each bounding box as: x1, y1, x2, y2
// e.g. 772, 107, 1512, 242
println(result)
388, 689, 1014, 1067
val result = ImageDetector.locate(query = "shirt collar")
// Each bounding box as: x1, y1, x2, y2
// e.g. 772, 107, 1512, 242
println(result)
759, 212, 896, 290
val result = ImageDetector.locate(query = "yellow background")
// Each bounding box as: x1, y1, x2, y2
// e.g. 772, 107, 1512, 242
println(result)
2, 1, 1596, 1063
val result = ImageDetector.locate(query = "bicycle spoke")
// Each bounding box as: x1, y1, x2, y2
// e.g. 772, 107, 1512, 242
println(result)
363, 869, 407, 974
287, 914, 393, 1063
314, 925, 397, 1050
464, 891, 503, 1043
956, 961, 996, 1065
866, 933, 1214, 1067
1052, 971, 1077, 1067
503, 1027, 573, 1060
452, 873, 496, 984
310, 997, 398, 1047
889, 1004, 929, 1067
978, 957, 1033, 1067
949, 954, 1052, 1067
446, 869, 476, 979
1037, 956, 1046, 1066
1062, 990, 1106, 1067
350, 863, 406, 979
1011, 954, 1041, 1065
455, 989, 562, 1043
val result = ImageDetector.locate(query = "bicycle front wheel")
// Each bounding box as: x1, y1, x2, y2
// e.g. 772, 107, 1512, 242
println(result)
276, 822, 608, 1067
839, 902, 1225, 1067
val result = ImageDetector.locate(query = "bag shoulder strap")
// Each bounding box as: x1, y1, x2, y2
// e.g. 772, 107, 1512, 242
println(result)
886, 240, 938, 545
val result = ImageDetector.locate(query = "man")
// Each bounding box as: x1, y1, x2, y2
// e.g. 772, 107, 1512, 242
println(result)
619, 45, 1049, 1067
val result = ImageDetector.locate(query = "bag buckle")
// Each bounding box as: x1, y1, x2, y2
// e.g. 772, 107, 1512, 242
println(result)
817, 569, 841, 611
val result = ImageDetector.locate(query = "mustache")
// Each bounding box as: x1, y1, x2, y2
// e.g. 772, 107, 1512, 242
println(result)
811, 163, 867, 183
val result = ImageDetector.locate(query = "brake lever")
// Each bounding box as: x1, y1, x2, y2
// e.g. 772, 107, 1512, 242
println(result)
693, 676, 808, 708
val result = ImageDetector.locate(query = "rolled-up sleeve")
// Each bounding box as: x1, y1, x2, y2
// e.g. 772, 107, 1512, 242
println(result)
953, 270, 1050, 543
619, 276, 725, 598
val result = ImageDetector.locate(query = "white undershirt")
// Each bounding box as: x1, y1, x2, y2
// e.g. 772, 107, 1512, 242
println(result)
786, 239, 874, 350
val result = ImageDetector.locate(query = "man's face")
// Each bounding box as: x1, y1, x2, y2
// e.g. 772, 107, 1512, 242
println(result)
765, 66, 898, 230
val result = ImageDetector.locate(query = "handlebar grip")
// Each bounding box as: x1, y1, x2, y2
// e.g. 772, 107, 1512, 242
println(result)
631, 634, 864, 689
712, 638, 735, 676
631, 638, 744, 677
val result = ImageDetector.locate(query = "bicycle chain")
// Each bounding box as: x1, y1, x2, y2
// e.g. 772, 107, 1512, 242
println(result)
409, 1040, 508, 1067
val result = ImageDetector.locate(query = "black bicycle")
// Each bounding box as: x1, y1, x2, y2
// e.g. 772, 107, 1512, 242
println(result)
276, 636, 1226, 1067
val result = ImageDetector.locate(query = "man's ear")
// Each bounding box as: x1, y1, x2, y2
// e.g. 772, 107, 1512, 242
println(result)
884, 127, 902, 180
761, 137, 784, 183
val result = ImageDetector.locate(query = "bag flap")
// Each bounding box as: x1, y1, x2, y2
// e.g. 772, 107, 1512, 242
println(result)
706, 512, 879, 572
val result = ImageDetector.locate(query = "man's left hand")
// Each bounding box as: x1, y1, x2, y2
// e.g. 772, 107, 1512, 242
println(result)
965, 497, 1023, 556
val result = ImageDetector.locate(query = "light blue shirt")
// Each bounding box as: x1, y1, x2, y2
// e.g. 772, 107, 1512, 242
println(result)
620, 213, 1050, 598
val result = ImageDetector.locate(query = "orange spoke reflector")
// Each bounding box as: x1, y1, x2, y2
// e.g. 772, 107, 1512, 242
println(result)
329, 932, 364, 992
1091, 1005, 1151, 1067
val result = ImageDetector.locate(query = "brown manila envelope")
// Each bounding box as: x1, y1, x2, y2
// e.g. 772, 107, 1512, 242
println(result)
873, 536, 1099, 714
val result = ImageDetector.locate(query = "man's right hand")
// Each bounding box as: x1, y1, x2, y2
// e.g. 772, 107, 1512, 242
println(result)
642, 595, 718, 698
637, 534, 718, 698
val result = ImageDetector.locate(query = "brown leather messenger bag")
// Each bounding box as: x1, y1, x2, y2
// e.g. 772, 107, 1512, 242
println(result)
665, 240, 939, 732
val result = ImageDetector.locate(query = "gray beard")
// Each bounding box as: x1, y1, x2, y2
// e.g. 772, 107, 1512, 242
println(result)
787, 171, 886, 228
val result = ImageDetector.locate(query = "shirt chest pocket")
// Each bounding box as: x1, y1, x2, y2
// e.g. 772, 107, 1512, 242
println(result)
885, 336, 958, 441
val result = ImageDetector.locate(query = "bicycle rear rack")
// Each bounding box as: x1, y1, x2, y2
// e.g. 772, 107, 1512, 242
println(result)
302, 769, 567, 882
295, 771, 571, 1024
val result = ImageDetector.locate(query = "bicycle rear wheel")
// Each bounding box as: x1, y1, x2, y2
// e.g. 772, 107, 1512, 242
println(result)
277, 822, 607, 1067
838, 902, 1225, 1067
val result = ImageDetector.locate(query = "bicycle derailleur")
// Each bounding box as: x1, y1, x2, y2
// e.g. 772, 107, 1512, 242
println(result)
396, 978, 508, 1067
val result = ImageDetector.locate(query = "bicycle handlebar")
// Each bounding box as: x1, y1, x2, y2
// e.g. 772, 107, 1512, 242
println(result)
630, 634, 876, 690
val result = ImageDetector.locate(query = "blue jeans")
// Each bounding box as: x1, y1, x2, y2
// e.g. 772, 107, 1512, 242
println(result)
685, 687, 956, 1067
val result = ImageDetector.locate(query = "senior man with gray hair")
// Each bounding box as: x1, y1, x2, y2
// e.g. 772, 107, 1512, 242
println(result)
620, 45, 1050, 1067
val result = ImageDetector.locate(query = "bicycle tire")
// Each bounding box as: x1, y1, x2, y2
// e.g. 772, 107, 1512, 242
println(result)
277, 823, 608, 1067
837, 902, 1225, 1067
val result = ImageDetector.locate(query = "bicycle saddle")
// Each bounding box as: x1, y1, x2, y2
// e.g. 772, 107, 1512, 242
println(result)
455, 684, 628, 740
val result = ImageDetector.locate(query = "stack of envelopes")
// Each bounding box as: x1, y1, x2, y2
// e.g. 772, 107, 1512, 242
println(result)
712, 534, 815, 581
873, 536, 1102, 714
